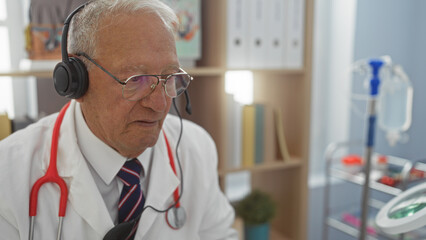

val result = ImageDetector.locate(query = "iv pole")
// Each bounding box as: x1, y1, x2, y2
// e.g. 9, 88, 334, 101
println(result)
359, 59, 383, 240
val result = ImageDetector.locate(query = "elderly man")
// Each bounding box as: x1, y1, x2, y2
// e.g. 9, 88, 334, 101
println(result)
0, 0, 237, 239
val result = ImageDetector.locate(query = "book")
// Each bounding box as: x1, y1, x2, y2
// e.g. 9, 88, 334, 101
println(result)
0, 113, 12, 141
274, 108, 291, 161
254, 104, 264, 164
226, 93, 243, 169
263, 105, 276, 164
242, 105, 256, 167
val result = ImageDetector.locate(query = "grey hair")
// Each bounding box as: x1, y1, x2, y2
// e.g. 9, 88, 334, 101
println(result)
68, 0, 178, 67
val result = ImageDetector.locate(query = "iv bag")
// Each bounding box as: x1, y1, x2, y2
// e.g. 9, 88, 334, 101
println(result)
377, 65, 413, 146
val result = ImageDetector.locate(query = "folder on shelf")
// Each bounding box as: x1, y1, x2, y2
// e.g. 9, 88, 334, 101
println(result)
227, 0, 250, 68
248, 0, 267, 69
263, 105, 276, 164
0, 113, 12, 141
274, 108, 291, 162
254, 104, 264, 164
242, 105, 256, 167
285, 0, 305, 69
226, 93, 243, 169
265, 0, 287, 69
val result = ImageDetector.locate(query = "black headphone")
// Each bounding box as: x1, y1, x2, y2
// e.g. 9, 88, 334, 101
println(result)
53, 3, 89, 99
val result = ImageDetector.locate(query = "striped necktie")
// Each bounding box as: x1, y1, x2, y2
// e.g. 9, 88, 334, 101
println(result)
117, 158, 145, 223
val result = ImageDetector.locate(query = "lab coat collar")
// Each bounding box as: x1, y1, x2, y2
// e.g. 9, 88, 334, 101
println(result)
41, 101, 115, 236
135, 129, 180, 238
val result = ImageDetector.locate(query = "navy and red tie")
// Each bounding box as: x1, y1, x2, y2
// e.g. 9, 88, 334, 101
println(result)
117, 158, 145, 223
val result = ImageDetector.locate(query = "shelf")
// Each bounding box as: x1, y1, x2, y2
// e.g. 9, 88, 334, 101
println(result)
326, 206, 402, 240
327, 218, 379, 240
327, 216, 426, 240
0, 69, 53, 78
0, 67, 305, 79
186, 67, 224, 76
330, 168, 402, 196
218, 158, 302, 176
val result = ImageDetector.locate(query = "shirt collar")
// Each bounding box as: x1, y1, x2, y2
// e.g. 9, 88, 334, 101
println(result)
75, 103, 126, 185
137, 147, 152, 179
75, 103, 153, 184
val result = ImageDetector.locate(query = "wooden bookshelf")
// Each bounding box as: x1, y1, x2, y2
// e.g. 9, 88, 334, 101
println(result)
181, 0, 314, 239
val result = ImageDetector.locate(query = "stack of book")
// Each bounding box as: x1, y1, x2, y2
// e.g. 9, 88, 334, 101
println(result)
226, 94, 290, 169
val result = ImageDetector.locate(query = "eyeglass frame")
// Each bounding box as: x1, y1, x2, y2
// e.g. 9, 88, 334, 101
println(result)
77, 52, 193, 100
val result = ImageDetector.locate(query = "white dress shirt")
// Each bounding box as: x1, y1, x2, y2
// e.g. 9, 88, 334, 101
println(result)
74, 103, 152, 224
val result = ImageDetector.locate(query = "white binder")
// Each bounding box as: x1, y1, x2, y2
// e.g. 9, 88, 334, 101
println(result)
265, 0, 287, 69
227, 0, 249, 68
285, 0, 305, 69
248, 0, 267, 69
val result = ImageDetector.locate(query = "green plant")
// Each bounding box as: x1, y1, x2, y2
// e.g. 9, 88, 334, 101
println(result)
235, 190, 276, 225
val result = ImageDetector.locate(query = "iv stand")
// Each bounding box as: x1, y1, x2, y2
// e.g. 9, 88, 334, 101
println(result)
359, 60, 383, 240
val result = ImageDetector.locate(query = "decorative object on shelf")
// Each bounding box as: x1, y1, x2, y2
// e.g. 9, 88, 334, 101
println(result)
235, 189, 276, 240
376, 181, 426, 235
162, 0, 201, 63
26, 0, 88, 60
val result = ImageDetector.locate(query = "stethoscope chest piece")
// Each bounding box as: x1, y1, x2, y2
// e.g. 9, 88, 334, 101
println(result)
165, 206, 186, 230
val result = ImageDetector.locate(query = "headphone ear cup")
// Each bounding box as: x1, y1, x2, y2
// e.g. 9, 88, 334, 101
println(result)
53, 57, 89, 99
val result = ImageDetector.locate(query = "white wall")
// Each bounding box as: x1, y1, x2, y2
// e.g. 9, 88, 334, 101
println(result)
308, 1, 357, 239
308, 0, 357, 186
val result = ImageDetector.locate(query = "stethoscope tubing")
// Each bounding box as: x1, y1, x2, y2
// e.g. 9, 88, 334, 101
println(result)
163, 131, 180, 208
29, 101, 71, 240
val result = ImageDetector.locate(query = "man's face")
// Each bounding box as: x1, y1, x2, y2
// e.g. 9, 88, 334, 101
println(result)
78, 11, 178, 158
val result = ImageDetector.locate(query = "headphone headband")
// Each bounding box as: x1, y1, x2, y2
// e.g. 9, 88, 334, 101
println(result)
61, 3, 88, 63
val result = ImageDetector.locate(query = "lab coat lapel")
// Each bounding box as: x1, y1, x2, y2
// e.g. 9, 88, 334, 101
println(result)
68, 156, 115, 236
135, 133, 180, 238
43, 101, 114, 237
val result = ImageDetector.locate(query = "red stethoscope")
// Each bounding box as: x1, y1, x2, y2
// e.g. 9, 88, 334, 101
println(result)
29, 102, 185, 240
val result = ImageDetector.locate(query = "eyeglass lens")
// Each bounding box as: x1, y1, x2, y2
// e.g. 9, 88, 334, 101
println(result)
123, 74, 191, 101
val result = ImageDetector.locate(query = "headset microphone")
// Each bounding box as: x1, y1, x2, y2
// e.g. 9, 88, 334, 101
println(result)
184, 90, 192, 115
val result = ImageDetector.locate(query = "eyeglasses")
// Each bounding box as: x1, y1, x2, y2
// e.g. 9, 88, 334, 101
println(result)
78, 52, 193, 101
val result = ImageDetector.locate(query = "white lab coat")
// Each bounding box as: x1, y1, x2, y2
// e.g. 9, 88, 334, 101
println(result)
0, 101, 237, 240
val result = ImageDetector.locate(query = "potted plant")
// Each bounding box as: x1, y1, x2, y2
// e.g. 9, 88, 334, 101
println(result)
235, 190, 276, 240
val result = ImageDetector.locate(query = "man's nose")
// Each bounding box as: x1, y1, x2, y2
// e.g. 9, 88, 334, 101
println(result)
139, 81, 168, 112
